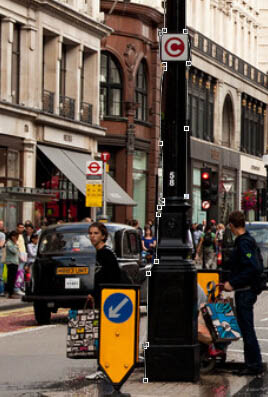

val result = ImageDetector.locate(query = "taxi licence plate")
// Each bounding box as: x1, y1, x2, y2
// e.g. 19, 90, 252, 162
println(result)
56, 267, 88, 275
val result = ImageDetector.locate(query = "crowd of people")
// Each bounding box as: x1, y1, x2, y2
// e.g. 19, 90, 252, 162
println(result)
191, 219, 226, 269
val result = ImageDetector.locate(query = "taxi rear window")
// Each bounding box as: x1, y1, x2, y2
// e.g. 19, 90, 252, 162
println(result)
39, 232, 95, 254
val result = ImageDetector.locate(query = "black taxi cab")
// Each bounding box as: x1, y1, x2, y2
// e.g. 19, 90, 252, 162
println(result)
23, 222, 147, 324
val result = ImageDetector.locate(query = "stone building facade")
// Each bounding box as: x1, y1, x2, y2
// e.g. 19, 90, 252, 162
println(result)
99, 1, 162, 226
0, 0, 110, 229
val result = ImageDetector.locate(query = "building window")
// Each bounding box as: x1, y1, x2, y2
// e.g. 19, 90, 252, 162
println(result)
60, 43, 67, 97
133, 151, 147, 227
11, 24, 20, 104
135, 61, 148, 121
241, 94, 264, 157
0, 148, 20, 187
188, 70, 215, 141
100, 52, 122, 117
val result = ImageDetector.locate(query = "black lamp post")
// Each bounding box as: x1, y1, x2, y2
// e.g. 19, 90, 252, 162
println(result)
145, 0, 200, 381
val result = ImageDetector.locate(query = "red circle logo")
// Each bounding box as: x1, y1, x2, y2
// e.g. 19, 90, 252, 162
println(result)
165, 37, 185, 57
88, 162, 101, 174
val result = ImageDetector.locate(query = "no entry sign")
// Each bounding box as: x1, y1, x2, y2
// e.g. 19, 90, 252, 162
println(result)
86, 161, 103, 177
161, 34, 188, 62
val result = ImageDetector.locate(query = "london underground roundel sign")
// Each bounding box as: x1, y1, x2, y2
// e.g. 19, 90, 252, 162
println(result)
161, 34, 188, 62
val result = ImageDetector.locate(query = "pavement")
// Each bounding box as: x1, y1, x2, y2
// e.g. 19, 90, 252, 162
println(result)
0, 297, 253, 397
0, 294, 32, 311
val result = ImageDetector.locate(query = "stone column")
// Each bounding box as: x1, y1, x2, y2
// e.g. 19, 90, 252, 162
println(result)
22, 139, 36, 222
235, 90, 242, 151
20, 25, 38, 107
83, 50, 99, 125
0, 17, 15, 102
213, 80, 224, 146
55, 36, 62, 115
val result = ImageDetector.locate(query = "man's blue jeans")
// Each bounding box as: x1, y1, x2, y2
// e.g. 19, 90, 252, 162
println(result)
235, 289, 262, 371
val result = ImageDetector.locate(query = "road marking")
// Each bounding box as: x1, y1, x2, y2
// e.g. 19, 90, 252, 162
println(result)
229, 349, 268, 357
260, 318, 268, 322
0, 324, 57, 338
255, 327, 268, 330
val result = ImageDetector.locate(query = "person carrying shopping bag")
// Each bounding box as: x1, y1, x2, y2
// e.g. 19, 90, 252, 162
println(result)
5, 231, 20, 299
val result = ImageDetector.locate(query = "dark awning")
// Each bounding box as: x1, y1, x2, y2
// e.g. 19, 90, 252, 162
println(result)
38, 144, 137, 206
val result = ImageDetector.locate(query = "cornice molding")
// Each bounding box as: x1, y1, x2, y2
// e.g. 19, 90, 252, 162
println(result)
101, 0, 163, 27
8, 0, 112, 38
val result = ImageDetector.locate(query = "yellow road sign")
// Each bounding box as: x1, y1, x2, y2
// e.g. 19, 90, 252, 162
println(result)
85, 183, 102, 207
197, 271, 220, 297
99, 286, 140, 387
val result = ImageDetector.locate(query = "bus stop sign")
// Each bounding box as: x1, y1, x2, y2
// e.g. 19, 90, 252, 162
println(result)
99, 286, 140, 388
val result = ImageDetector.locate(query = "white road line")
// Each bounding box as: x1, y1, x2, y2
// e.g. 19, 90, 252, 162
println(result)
229, 349, 268, 357
260, 318, 268, 322
0, 325, 56, 338
256, 327, 268, 330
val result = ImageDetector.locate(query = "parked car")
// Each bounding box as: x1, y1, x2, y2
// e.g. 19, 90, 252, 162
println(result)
23, 222, 147, 324
221, 221, 268, 276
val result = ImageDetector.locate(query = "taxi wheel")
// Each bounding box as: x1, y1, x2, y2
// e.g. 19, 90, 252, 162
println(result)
34, 302, 51, 325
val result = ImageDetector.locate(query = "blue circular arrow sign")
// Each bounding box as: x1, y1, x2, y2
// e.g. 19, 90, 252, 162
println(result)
103, 293, 133, 323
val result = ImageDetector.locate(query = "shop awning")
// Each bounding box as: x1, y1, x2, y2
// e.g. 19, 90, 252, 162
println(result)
38, 144, 137, 206
0, 187, 56, 202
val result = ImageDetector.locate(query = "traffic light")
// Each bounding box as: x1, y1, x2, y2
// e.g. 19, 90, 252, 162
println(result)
210, 171, 218, 205
201, 168, 211, 210
200, 168, 218, 210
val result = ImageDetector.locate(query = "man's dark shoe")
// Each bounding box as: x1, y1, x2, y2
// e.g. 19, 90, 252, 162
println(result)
238, 367, 264, 377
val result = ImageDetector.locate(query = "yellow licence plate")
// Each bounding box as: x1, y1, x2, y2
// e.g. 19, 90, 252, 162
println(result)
56, 267, 88, 275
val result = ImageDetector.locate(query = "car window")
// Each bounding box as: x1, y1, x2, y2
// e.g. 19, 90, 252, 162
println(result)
39, 232, 95, 254
246, 225, 268, 246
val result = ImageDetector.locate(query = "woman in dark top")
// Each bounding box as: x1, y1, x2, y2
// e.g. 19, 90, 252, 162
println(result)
88, 222, 121, 306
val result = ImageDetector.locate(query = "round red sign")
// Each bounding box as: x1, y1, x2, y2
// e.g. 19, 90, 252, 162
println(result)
101, 152, 110, 162
202, 201, 211, 210
88, 161, 101, 174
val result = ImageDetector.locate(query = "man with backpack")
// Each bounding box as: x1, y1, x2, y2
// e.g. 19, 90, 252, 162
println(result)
224, 210, 264, 377
195, 224, 217, 269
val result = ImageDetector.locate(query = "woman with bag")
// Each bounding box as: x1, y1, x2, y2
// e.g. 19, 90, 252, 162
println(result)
5, 231, 20, 299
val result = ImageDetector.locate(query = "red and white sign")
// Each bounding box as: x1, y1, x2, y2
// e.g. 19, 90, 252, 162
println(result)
86, 161, 103, 176
101, 152, 110, 162
202, 201, 211, 210
161, 34, 188, 62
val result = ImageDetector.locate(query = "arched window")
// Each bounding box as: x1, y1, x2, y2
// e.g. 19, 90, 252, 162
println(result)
222, 95, 234, 148
135, 61, 148, 121
100, 52, 122, 117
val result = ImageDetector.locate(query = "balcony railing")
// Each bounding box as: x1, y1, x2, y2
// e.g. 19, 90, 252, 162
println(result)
188, 27, 268, 90
80, 102, 93, 124
59, 95, 75, 119
43, 90, 54, 114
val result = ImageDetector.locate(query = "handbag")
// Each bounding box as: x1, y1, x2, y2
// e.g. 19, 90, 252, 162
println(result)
201, 301, 241, 342
66, 298, 99, 359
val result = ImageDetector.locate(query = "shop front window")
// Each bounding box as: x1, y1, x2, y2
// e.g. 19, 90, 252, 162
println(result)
133, 151, 147, 228
192, 168, 206, 224
220, 172, 236, 224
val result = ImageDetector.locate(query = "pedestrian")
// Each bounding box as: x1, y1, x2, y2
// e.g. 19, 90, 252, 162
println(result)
147, 219, 156, 237
195, 224, 216, 269
86, 222, 122, 381
87, 222, 121, 307
210, 219, 217, 233
25, 233, 39, 285
216, 223, 225, 252
15, 222, 27, 294
224, 210, 264, 377
131, 219, 143, 238
5, 231, 20, 299
141, 226, 156, 263
0, 220, 6, 296
23, 223, 35, 252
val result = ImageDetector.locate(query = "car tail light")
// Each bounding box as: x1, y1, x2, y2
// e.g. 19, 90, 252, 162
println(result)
217, 252, 222, 267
